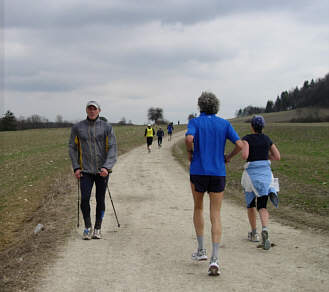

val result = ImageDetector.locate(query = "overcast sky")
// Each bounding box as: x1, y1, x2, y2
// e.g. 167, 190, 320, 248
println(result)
2, 0, 329, 124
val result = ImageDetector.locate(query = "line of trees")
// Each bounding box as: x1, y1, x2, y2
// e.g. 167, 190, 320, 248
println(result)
0, 111, 73, 131
236, 73, 329, 117
117, 117, 134, 125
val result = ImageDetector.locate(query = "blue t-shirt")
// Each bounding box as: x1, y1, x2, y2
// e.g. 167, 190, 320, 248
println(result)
185, 113, 240, 176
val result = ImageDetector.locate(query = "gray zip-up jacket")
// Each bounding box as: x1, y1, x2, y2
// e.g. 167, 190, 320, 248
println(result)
69, 117, 117, 174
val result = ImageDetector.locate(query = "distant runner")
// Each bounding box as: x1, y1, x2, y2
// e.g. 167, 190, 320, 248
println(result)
167, 123, 174, 141
185, 92, 243, 276
144, 123, 155, 153
69, 101, 117, 240
156, 127, 164, 148
240, 115, 281, 250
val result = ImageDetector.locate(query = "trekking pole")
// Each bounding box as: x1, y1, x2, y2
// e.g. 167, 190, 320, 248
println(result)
106, 181, 120, 228
77, 179, 80, 228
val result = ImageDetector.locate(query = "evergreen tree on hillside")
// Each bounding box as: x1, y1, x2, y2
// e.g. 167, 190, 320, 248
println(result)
265, 100, 274, 113
273, 96, 281, 112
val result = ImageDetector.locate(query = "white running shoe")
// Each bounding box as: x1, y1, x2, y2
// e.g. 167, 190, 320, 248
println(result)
92, 228, 102, 239
208, 257, 220, 276
261, 229, 271, 250
82, 227, 92, 240
191, 249, 208, 261
248, 232, 260, 242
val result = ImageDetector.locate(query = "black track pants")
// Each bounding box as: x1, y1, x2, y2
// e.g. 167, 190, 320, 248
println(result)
80, 173, 109, 229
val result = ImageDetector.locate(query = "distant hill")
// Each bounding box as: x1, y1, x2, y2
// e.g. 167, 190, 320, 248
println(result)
230, 107, 329, 123
235, 73, 329, 121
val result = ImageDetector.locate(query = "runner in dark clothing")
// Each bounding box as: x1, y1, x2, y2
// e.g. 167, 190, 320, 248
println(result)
156, 127, 164, 147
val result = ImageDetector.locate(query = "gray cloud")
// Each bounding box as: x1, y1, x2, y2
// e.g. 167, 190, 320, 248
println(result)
5, 0, 324, 28
6, 76, 77, 92
3, 0, 329, 123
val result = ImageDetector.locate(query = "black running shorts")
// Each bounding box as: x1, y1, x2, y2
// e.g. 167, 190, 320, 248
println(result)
146, 137, 153, 145
247, 196, 268, 210
190, 175, 226, 193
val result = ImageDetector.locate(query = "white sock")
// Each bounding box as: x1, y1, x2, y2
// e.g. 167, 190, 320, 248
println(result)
211, 242, 219, 259
197, 235, 204, 250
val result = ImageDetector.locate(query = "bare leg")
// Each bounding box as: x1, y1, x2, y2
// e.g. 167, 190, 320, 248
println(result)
247, 207, 257, 230
259, 208, 271, 250
258, 208, 269, 228
209, 192, 224, 244
191, 183, 204, 237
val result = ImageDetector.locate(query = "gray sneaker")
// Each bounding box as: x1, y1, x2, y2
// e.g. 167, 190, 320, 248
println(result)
191, 249, 207, 261
248, 232, 260, 242
82, 227, 92, 240
92, 228, 102, 239
261, 229, 271, 250
208, 257, 220, 276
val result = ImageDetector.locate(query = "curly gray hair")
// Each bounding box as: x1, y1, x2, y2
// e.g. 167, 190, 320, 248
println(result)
198, 91, 220, 114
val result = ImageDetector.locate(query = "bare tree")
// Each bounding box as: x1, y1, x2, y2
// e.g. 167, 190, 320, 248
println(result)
187, 113, 197, 121
118, 117, 126, 125
56, 114, 63, 124
147, 107, 163, 124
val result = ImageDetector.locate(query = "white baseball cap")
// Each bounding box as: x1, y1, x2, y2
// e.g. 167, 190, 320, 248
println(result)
86, 100, 100, 109
147, 123, 151, 126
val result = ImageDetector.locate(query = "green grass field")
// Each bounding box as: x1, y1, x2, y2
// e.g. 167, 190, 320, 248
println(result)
173, 122, 329, 230
0, 122, 327, 249
0, 124, 186, 250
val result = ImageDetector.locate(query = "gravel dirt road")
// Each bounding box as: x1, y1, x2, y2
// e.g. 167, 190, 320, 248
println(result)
37, 132, 329, 291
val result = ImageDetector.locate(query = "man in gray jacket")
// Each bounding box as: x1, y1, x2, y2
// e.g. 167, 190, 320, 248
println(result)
69, 101, 117, 240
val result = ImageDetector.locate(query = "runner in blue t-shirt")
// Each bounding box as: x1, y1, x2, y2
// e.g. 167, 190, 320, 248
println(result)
167, 123, 174, 141
185, 92, 243, 276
